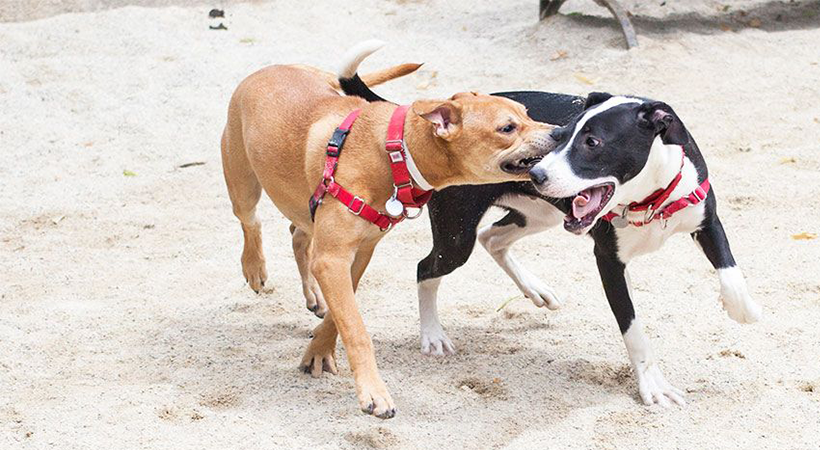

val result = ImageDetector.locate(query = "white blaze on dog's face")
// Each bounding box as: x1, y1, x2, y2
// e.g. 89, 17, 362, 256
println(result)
528, 93, 690, 235
413, 93, 557, 185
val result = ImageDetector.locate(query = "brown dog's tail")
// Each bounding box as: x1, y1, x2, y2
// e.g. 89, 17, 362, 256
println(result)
294, 62, 421, 91
336, 40, 421, 103
358, 62, 422, 89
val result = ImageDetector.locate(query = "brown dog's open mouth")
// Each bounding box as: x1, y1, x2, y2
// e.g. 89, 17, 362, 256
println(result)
501, 156, 543, 174
564, 183, 615, 234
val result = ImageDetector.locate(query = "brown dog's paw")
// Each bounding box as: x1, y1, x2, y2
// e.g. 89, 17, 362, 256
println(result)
241, 255, 267, 294
303, 277, 328, 318
356, 379, 396, 419
299, 345, 338, 378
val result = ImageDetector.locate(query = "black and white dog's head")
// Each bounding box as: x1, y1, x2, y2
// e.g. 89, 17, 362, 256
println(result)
528, 92, 690, 235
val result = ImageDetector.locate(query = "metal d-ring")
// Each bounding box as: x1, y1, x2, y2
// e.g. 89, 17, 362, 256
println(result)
643, 205, 656, 224
403, 206, 424, 220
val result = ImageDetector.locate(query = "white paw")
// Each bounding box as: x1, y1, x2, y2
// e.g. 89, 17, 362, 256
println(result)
520, 277, 561, 310
720, 291, 762, 324
420, 326, 456, 356
304, 278, 327, 318
635, 364, 686, 407
718, 267, 761, 324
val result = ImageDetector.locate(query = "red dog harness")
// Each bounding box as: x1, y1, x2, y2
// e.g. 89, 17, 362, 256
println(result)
601, 147, 710, 228
309, 105, 432, 231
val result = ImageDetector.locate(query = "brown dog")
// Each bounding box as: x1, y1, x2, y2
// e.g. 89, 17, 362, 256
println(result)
220, 41, 557, 418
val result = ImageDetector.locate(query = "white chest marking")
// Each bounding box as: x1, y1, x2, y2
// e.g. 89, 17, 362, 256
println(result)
614, 156, 706, 262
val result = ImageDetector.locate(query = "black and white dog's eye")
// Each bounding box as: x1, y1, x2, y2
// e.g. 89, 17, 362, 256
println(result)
499, 123, 517, 134
586, 136, 600, 148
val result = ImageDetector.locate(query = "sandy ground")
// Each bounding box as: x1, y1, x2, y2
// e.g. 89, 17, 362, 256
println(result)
2, 0, 820, 448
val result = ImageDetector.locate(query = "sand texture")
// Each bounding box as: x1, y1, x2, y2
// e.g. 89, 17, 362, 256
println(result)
2, 0, 820, 449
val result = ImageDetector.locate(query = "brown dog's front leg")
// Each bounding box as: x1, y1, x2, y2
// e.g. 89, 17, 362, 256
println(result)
304, 231, 396, 419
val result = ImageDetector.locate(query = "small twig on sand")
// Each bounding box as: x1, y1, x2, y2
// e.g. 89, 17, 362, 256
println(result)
496, 295, 522, 312
178, 162, 206, 168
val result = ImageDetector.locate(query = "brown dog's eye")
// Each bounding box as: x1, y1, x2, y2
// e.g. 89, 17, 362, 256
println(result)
586, 136, 600, 148
499, 123, 517, 134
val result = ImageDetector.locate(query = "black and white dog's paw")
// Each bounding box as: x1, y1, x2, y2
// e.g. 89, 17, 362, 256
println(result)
720, 292, 762, 324
718, 267, 762, 324
420, 326, 456, 356
635, 364, 686, 407
519, 275, 562, 310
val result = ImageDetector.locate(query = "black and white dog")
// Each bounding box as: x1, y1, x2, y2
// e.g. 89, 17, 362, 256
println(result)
339, 75, 762, 406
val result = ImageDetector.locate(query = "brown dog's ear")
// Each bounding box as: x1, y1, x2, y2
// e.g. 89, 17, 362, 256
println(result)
413, 100, 463, 140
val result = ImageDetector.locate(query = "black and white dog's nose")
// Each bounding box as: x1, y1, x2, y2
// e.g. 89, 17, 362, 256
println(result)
529, 166, 549, 185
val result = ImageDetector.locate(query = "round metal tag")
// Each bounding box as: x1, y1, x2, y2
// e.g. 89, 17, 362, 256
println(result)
610, 216, 629, 229
385, 197, 404, 217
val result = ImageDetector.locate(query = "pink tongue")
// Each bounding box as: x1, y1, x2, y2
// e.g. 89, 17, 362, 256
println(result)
572, 188, 603, 218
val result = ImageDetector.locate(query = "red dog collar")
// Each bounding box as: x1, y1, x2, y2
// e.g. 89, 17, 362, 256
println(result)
308, 106, 432, 231
602, 147, 710, 228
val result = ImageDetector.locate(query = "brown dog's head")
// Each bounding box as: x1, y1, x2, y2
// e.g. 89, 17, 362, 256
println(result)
411, 92, 556, 186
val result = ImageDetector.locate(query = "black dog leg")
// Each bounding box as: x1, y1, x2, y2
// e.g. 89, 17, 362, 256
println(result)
416, 188, 496, 355
692, 203, 762, 323
594, 243, 685, 407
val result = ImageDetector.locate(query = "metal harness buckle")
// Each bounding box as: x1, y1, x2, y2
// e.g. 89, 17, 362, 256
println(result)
389, 151, 404, 163
693, 186, 707, 203
348, 196, 365, 215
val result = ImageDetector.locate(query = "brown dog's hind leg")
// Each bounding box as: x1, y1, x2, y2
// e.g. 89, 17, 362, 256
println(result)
300, 312, 339, 377
290, 224, 327, 317
221, 122, 267, 293
351, 240, 377, 292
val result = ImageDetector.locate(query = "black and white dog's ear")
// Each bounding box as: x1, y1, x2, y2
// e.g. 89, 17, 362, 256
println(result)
638, 102, 689, 145
584, 92, 612, 110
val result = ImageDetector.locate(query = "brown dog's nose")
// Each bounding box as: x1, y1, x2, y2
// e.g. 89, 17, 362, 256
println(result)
529, 166, 549, 185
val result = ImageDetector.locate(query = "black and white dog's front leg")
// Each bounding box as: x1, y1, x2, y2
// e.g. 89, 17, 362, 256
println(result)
415, 189, 496, 356
692, 209, 762, 323
594, 244, 686, 407
477, 197, 565, 310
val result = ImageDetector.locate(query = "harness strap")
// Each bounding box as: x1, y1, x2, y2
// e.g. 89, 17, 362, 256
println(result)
308, 106, 433, 231
323, 110, 361, 177
385, 105, 433, 209
309, 109, 362, 220
325, 181, 395, 230
657, 178, 710, 219
601, 148, 710, 228
625, 150, 685, 213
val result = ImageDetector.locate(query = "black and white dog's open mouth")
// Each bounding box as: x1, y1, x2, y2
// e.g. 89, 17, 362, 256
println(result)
564, 182, 615, 233
501, 156, 543, 174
